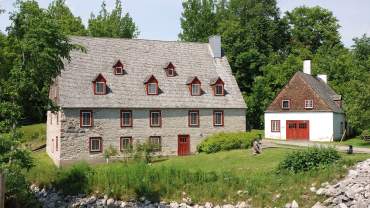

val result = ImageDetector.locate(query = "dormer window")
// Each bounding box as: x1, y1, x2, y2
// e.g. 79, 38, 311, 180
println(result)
282, 100, 290, 109
92, 74, 107, 95
210, 77, 225, 96
144, 75, 159, 95
164, 62, 176, 77
305, 99, 313, 109
113, 60, 124, 75
186, 76, 202, 96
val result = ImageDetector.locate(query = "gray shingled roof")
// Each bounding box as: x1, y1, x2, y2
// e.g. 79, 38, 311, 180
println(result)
298, 71, 343, 113
57, 36, 246, 109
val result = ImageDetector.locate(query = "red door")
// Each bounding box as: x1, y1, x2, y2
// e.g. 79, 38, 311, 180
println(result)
178, 135, 190, 156
286, 120, 309, 140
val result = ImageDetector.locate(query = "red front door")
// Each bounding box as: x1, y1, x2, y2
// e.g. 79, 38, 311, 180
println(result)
286, 120, 309, 140
178, 135, 190, 156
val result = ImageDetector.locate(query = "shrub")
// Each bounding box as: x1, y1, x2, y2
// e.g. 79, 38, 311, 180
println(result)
54, 162, 92, 195
197, 131, 261, 153
277, 146, 341, 173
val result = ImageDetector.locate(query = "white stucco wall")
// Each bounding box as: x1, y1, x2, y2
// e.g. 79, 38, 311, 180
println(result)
48, 108, 246, 166
46, 111, 62, 166
264, 112, 344, 142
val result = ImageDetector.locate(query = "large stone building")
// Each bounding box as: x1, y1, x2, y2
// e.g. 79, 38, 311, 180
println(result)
264, 60, 345, 142
47, 36, 246, 166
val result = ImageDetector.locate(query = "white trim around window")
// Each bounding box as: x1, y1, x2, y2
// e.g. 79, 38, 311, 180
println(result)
304, 99, 314, 109
281, 100, 290, 109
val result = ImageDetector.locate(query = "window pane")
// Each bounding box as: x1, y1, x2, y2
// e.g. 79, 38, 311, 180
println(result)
149, 136, 161, 151
282, 100, 289, 109
190, 111, 198, 126
96, 82, 105, 93
214, 112, 223, 125
121, 137, 132, 150
216, 85, 223, 95
90, 138, 101, 152
151, 112, 160, 126
82, 112, 91, 126
122, 111, 131, 126
148, 83, 157, 94
192, 84, 200, 95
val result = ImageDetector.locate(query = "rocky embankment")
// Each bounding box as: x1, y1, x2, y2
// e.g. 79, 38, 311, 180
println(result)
30, 185, 251, 208
313, 159, 370, 208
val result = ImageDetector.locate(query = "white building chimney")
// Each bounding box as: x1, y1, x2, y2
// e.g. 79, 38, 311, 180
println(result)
303, 60, 311, 74
209, 35, 222, 58
317, 74, 328, 84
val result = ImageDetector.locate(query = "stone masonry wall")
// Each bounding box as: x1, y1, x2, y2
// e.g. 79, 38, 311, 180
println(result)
55, 108, 246, 166
46, 111, 62, 166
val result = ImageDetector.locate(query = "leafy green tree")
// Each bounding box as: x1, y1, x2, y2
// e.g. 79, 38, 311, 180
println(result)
179, 0, 218, 42
48, 0, 87, 35
6, 0, 80, 121
284, 6, 341, 53
88, 0, 139, 38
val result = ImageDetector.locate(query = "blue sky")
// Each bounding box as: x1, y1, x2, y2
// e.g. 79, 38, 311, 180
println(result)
0, 0, 369, 47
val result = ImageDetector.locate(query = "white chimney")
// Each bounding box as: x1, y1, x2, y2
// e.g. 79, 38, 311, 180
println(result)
209, 35, 222, 58
317, 74, 328, 84
303, 60, 311, 74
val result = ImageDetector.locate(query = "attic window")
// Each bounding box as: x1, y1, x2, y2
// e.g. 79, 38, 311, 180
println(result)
305, 100, 313, 109
210, 77, 225, 96
164, 62, 176, 77
113, 60, 124, 75
282, 100, 290, 109
92, 74, 107, 95
186, 76, 202, 96
144, 75, 159, 95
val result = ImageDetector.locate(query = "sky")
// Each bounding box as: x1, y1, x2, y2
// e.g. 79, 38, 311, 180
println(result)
0, 0, 369, 47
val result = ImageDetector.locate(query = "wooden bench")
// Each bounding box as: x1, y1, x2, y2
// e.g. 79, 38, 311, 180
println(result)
361, 135, 370, 141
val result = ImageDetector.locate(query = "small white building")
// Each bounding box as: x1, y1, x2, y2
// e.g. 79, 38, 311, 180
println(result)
264, 60, 345, 142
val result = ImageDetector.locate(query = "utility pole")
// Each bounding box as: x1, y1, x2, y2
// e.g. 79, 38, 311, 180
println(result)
0, 170, 4, 208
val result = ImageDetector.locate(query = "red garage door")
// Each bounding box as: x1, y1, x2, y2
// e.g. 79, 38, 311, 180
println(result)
286, 120, 309, 140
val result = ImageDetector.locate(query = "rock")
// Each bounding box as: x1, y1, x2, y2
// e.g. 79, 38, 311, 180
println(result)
310, 187, 317, 192
291, 200, 299, 208
222, 204, 234, 208
205, 202, 213, 208
284, 203, 291, 208
170, 202, 179, 208
338, 203, 347, 208
236, 202, 249, 208
321, 182, 329, 187
316, 188, 325, 195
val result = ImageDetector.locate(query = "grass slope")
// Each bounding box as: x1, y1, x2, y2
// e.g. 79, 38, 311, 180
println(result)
26, 148, 370, 207
20, 123, 46, 150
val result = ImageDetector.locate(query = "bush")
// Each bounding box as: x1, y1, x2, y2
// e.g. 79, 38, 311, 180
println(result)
361, 129, 370, 137
197, 131, 261, 153
277, 146, 341, 173
54, 162, 92, 195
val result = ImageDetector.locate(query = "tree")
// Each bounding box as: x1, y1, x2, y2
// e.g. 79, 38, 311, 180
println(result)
88, 0, 139, 38
285, 6, 341, 53
48, 0, 87, 36
179, 0, 218, 42
6, 0, 80, 122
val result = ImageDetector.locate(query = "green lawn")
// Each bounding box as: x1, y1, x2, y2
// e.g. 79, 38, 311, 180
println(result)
19, 123, 46, 150
26, 148, 370, 207
335, 136, 370, 148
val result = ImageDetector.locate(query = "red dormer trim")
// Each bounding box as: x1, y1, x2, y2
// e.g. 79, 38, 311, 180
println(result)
92, 73, 107, 95
144, 75, 159, 95
113, 60, 124, 75
187, 77, 202, 96
164, 62, 176, 77
211, 77, 225, 96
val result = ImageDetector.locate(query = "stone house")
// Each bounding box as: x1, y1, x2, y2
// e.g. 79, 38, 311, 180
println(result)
47, 36, 246, 166
264, 60, 345, 142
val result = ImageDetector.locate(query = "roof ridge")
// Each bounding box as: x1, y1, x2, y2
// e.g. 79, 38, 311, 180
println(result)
69, 35, 209, 45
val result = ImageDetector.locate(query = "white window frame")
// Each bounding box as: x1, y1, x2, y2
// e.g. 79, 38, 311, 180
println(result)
95, 81, 106, 94
271, 120, 280, 132
89, 137, 102, 153
282, 100, 290, 109
215, 84, 224, 96
150, 111, 161, 127
81, 111, 92, 127
214, 111, 224, 126
148, 83, 158, 95
191, 84, 201, 96
304, 99, 314, 109
189, 111, 199, 127
120, 137, 133, 151
115, 66, 123, 75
